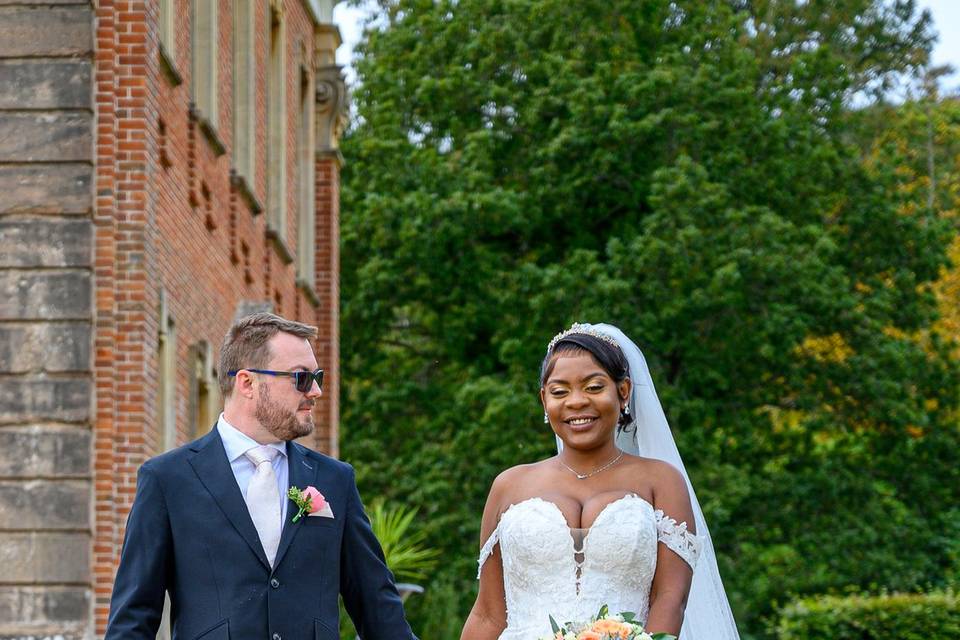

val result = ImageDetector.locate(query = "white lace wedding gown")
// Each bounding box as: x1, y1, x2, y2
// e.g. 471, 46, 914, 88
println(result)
477, 494, 701, 640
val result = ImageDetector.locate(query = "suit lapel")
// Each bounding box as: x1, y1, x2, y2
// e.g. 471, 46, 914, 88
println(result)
273, 441, 318, 569
187, 429, 271, 571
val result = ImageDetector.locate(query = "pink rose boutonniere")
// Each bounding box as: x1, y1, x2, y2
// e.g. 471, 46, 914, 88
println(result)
287, 485, 329, 522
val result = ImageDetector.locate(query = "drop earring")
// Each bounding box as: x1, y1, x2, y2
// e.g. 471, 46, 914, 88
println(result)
544, 412, 549, 424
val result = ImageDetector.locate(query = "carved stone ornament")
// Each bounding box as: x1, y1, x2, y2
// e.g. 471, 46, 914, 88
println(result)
315, 65, 349, 152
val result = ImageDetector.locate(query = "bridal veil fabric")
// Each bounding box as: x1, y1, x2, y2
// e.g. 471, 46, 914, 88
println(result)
557, 323, 740, 640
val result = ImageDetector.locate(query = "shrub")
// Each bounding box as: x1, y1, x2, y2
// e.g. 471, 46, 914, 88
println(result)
776, 591, 960, 640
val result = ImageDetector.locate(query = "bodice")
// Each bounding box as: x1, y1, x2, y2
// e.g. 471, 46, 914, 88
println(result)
477, 494, 701, 640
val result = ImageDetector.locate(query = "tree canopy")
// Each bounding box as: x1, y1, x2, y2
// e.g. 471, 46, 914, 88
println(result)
339, 1, 960, 637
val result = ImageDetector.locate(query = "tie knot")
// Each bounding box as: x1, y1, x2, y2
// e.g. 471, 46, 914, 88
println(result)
245, 445, 279, 467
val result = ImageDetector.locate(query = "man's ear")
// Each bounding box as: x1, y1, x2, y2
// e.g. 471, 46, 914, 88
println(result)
234, 370, 257, 399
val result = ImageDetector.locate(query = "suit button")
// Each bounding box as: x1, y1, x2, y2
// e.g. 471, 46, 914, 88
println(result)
270, 578, 280, 589
272, 634, 281, 640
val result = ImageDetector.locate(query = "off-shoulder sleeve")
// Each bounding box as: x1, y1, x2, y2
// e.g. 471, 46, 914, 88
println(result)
476, 525, 501, 579
654, 509, 702, 570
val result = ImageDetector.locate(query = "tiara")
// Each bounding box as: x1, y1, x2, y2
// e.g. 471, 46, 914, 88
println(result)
547, 322, 620, 353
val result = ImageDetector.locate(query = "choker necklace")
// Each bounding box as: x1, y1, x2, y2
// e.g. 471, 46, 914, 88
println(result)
559, 450, 624, 480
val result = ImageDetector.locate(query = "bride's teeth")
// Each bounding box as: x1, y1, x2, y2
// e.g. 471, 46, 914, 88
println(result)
569, 418, 592, 425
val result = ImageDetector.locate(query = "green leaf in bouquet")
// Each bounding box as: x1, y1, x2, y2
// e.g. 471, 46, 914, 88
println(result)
621, 611, 637, 623
597, 604, 609, 619
650, 633, 677, 640
549, 615, 561, 635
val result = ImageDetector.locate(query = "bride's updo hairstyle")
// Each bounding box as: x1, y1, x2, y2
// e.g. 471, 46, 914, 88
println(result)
540, 326, 634, 432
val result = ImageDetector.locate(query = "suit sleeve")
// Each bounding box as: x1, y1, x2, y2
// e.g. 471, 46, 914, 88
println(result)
104, 463, 173, 640
340, 465, 419, 640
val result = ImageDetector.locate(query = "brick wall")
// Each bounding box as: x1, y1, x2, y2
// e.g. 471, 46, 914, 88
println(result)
0, 0, 343, 636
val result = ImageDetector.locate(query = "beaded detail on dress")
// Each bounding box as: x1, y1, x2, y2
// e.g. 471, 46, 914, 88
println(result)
476, 494, 701, 640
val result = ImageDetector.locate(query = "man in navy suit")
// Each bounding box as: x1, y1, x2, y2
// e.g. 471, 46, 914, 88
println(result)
106, 313, 417, 640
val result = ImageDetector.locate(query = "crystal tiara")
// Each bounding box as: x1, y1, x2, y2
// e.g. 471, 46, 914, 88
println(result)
547, 322, 620, 353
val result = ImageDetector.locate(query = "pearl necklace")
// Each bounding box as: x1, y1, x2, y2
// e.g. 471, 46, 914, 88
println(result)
559, 450, 624, 480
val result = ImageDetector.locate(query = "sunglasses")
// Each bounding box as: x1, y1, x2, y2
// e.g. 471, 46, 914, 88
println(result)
228, 368, 324, 393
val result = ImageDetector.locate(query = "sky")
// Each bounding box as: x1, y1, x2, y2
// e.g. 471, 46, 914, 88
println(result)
332, 1, 959, 93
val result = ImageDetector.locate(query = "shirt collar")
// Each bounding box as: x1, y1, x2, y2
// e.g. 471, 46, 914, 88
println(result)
217, 413, 287, 463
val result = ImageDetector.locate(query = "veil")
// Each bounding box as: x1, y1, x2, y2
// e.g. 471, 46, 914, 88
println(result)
554, 323, 740, 640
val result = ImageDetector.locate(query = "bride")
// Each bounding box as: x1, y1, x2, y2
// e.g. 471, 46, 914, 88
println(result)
460, 323, 739, 639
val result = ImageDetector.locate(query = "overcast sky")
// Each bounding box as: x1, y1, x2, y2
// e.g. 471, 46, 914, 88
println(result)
333, 1, 960, 92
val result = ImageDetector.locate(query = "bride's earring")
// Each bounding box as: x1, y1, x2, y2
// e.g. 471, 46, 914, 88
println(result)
544, 412, 549, 424
624, 404, 630, 416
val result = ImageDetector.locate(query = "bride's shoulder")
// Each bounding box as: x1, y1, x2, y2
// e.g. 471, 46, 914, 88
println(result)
489, 459, 549, 488
621, 455, 687, 491
486, 459, 555, 504
622, 453, 682, 475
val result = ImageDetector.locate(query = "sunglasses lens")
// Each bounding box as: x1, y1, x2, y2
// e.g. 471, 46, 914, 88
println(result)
295, 372, 311, 393
294, 370, 323, 392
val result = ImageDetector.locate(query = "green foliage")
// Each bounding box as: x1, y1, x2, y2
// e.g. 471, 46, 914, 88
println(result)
775, 591, 960, 639
339, 0, 959, 637
339, 500, 438, 639
366, 498, 440, 582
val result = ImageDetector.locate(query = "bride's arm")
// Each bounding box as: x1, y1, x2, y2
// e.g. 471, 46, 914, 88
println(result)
460, 474, 510, 640
645, 461, 696, 636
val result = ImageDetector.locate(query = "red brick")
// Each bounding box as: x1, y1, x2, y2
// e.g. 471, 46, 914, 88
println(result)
90, 2, 340, 634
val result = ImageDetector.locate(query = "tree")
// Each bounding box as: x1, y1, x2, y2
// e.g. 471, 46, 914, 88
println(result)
339, 1, 958, 637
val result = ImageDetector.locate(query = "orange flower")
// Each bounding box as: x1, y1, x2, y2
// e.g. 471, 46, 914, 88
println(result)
577, 632, 602, 640
591, 620, 631, 639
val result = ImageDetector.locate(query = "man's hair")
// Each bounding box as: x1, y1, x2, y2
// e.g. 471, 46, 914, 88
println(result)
218, 312, 318, 396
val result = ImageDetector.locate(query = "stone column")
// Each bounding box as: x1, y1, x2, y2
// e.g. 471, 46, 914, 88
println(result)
0, 2, 95, 638
311, 14, 348, 458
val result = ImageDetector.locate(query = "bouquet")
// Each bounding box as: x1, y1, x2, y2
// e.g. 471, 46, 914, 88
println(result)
541, 605, 677, 640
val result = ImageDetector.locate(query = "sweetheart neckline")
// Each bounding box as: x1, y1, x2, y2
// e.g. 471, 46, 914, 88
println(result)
500, 493, 655, 532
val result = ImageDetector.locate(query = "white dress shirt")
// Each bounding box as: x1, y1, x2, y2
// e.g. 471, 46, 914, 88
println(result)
216, 413, 289, 521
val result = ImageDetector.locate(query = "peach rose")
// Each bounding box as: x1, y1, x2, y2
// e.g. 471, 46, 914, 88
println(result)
592, 620, 631, 638
576, 632, 601, 640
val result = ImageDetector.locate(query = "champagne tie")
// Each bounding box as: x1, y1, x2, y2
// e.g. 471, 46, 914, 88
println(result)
244, 445, 282, 568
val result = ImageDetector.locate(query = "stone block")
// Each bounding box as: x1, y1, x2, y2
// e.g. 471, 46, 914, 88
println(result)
0, 60, 90, 110
0, 586, 88, 636
0, 322, 91, 373
0, 426, 90, 477
0, 271, 91, 320
0, 218, 91, 268
0, 113, 91, 163
0, 164, 92, 215
0, 377, 90, 423
0, 6, 92, 57
0, 532, 89, 582
0, 480, 89, 529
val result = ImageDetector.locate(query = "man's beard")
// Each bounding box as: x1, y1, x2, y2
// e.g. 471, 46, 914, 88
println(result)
255, 384, 314, 441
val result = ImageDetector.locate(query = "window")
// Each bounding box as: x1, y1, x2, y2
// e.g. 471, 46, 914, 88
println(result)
297, 66, 315, 285
266, 5, 287, 238
159, 0, 176, 63
233, 0, 256, 182
157, 291, 177, 453
189, 341, 220, 438
191, 0, 219, 128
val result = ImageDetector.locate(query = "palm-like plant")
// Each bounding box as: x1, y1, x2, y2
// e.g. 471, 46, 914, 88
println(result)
366, 498, 439, 582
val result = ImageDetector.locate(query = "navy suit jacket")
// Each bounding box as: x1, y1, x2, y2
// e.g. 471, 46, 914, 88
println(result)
105, 428, 417, 640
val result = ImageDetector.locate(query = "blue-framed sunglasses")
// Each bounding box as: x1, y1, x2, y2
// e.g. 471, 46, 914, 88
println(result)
228, 368, 324, 393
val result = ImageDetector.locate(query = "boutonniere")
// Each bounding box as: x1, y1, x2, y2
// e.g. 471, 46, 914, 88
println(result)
287, 485, 334, 522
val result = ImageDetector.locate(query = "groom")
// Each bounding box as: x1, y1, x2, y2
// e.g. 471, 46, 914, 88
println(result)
105, 313, 417, 640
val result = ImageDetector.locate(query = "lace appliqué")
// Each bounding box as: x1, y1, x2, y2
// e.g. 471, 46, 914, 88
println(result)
477, 526, 500, 578
654, 509, 702, 569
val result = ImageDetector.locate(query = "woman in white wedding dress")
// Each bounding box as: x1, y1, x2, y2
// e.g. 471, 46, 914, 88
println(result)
460, 324, 739, 640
